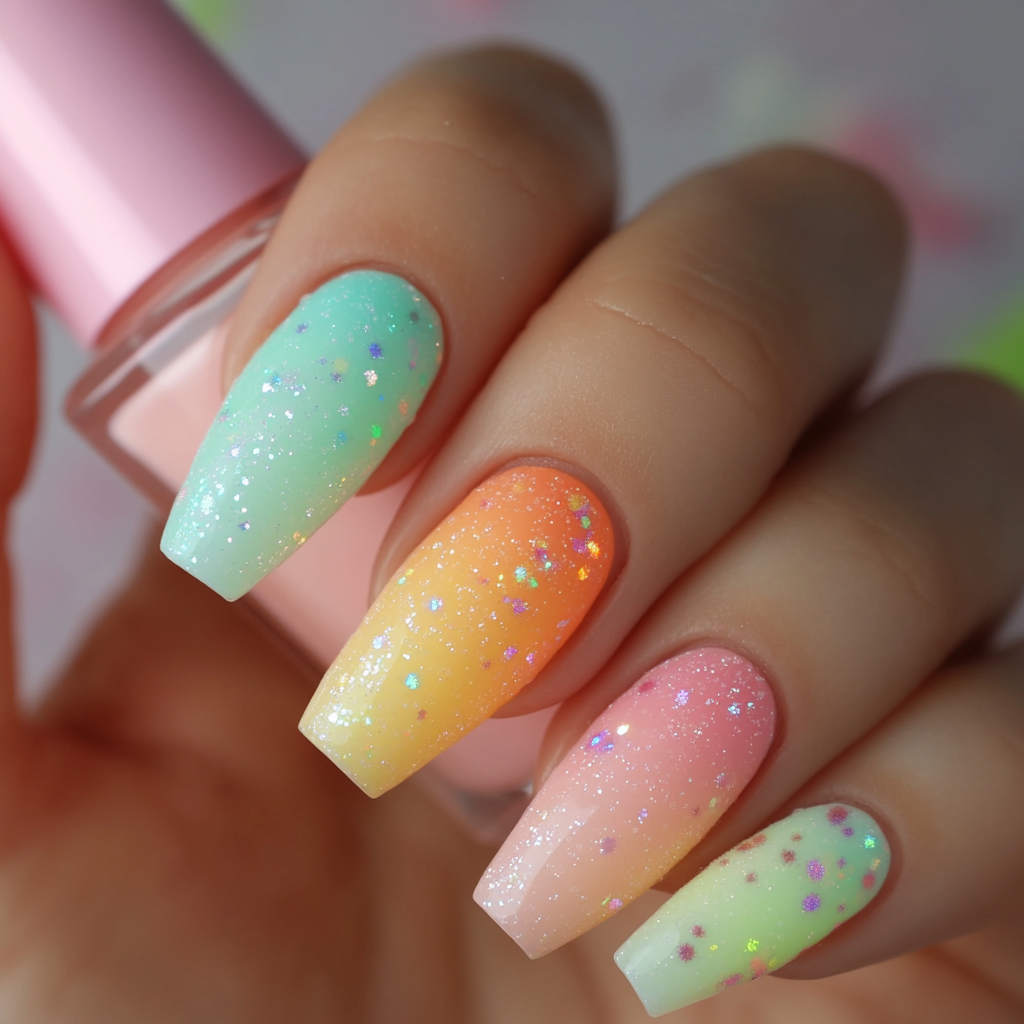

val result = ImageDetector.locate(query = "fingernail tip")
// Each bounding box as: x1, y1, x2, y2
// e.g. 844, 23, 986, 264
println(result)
472, 894, 550, 959
160, 518, 258, 601
159, 552, 242, 603
612, 964, 674, 1018
296, 718, 393, 798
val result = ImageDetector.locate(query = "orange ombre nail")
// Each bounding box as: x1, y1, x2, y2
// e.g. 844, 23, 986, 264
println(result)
299, 466, 613, 796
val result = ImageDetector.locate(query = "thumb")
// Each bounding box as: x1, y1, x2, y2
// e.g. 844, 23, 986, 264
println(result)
0, 235, 38, 757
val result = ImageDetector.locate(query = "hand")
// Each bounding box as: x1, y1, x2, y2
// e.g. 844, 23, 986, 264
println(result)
3, 46, 1024, 1023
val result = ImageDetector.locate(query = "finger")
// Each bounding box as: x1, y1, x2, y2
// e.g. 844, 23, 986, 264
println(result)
161, 46, 614, 600
0, 236, 38, 754
372, 146, 905, 718
477, 371, 1024, 955
299, 147, 906, 798
614, 642, 1024, 1016
0, 239, 36, 503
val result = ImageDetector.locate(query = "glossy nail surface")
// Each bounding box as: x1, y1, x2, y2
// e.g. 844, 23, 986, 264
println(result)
161, 269, 443, 600
616, 804, 890, 1016
300, 466, 613, 796
474, 648, 775, 957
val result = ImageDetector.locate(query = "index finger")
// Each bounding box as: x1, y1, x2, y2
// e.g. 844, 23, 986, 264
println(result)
161, 47, 614, 600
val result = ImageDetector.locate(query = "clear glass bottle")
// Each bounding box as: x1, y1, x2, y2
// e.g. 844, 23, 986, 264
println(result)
0, 0, 550, 841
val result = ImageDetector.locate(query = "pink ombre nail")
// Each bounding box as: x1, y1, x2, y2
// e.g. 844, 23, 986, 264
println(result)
473, 647, 775, 957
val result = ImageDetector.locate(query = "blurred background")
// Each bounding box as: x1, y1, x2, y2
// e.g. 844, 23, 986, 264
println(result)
12, 0, 1024, 703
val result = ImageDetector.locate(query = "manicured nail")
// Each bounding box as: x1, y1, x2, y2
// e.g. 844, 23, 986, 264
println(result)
474, 648, 775, 957
615, 804, 891, 1016
161, 269, 443, 600
299, 466, 613, 797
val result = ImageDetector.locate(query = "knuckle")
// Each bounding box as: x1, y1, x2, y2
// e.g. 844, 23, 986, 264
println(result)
346, 48, 612, 204
800, 479, 956, 624
585, 256, 797, 429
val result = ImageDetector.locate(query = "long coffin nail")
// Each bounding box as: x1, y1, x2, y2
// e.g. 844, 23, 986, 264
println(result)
615, 803, 891, 1016
161, 269, 443, 600
299, 466, 614, 797
474, 648, 775, 957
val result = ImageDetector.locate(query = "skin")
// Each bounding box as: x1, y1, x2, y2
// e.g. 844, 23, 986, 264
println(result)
0, 47, 1022, 1022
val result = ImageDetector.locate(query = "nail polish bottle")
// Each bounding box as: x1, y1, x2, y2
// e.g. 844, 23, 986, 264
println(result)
0, 0, 548, 837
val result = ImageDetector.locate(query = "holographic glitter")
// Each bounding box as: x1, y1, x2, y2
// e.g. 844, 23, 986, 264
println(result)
161, 270, 443, 600
614, 804, 891, 1016
300, 467, 613, 797
474, 648, 775, 958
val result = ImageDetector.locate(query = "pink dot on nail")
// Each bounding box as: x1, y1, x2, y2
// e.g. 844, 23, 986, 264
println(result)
720, 974, 744, 988
692, 925, 705, 938
843, 827, 854, 837
782, 849, 796, 863
599, 836, 617, 855
827, 806, 849, 826
745, 873, 757, 884
862, 872, 877, 889
807, 859, 825, 881
677, 943, 696, 962
639, 679, 657, 693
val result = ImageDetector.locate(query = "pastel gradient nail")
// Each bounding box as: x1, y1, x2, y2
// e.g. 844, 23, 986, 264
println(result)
299, 466, 613, 796
474, 649, 775, 957
615, 804, 890, 1016
161, 270, 443, 600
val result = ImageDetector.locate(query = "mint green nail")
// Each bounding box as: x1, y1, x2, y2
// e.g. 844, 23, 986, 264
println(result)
614, 804, 890, 1017
161, 269, 443, 600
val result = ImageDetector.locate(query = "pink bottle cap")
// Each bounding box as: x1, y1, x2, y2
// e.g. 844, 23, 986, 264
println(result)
0, 0, 305, 347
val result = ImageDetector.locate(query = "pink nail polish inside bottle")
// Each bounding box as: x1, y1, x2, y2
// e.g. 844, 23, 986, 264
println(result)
0, 0, 546, 837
